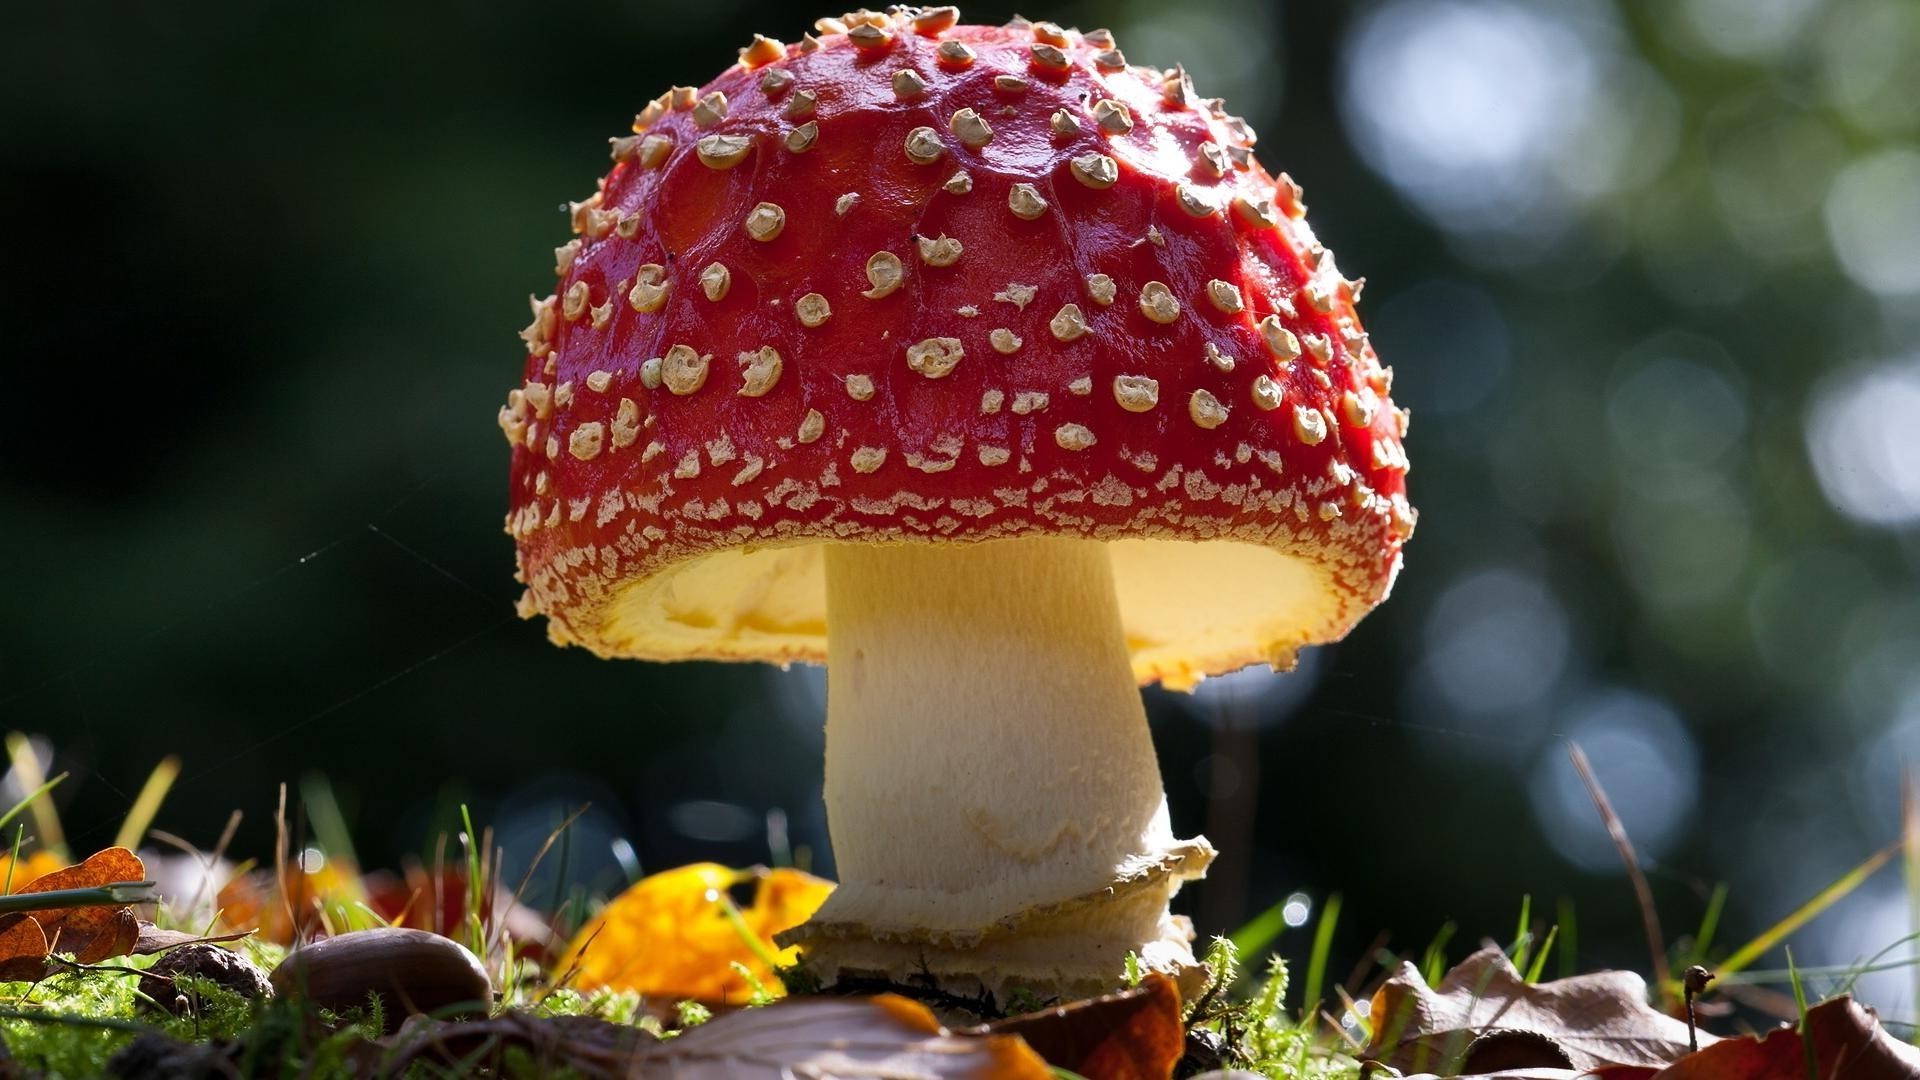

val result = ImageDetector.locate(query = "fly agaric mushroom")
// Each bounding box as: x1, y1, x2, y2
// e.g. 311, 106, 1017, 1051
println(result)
500, 7, 1413, 999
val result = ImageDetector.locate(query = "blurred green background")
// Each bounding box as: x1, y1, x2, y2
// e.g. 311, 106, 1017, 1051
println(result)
6, 0, 1919, 1017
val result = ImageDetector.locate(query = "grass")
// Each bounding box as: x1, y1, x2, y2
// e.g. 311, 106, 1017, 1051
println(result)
0, 941, 284, 1077
8, 742, 1920, 1077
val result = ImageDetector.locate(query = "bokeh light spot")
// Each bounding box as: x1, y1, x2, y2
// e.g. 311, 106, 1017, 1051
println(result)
1340, 0, 1601, 230
1816, 0, 1920, 137
1805, 359, 1920, 526
1824, 148, 1920, 296
1281, 892, 1312, 928
1607, 333, 1748, 471
1418, 569, 1570, 720
1612, 472, 1751, 610
1675, 0, 1823, 59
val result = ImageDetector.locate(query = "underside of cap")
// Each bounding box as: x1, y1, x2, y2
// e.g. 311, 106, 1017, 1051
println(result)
544, 530, 1391, 690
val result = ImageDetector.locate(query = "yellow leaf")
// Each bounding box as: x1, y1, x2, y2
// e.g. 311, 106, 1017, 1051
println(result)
557, 863, 832, 1003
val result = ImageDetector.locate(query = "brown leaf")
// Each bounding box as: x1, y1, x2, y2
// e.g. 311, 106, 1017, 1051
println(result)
628, 995, 1053, 1079
1650, 995, 1920, 1080
1390, 1060, 1597, 1068
0, 915, 51, 981
14, 846, 146, 895
1367, 945, 1712, 1073
975, 972, 1184, 1079
13, 847, 146, 963
133, 923, 255, 955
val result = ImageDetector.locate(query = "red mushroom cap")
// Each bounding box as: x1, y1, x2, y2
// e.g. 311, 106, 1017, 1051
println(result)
500, 8, 1415, 688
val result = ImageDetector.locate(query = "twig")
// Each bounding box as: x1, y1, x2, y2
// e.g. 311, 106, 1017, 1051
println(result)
1568, 742, 1671, 1006
1682, 965, 1713, 1053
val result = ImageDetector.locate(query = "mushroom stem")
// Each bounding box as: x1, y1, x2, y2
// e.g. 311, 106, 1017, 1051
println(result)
791, 535, 1212, 997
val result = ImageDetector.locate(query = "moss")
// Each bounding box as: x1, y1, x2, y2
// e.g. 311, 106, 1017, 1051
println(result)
0, 966, 158, 1078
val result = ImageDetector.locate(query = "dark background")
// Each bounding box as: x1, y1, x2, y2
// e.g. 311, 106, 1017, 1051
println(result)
6, 0, 1919, 1018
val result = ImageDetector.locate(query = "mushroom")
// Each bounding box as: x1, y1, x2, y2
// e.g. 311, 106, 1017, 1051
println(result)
500, 7, 1414, 1001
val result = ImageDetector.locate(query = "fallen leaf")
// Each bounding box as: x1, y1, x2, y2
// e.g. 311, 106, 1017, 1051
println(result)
0, 915, 50, 981
5, 847, 146, 965
976, 972, 1184, 1079
1397, 1060, 1589, 1068
1649, 995, 1920, 1080
629, 995, 1052, 1079
1367, 945, 1712, 1073
133, 923, 255, 955
556, 863, 832, 1003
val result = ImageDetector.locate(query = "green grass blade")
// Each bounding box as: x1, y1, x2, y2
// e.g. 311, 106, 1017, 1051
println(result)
1727, 947, 1920, 988
113, 756, 180, 852
5, 823, 22, 894
0, 772, 67, 841
299, 772, 359, 868
1301, 892, 1340, 1016
0, 880, 157, 914
1691, 883, 1728, 965
347, 901, 394, 931
1788, 948, 1818, 1080
1718, 842, 1897, 978
713, 881, 783, 974
1524, 925, 1560, 984
1231, 894, 1294, 961
1508, 894, 1533, 974
1421, 921, 1455, 986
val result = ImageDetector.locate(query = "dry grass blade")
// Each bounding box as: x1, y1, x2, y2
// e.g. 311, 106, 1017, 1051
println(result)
1567, 741, 1670, 1006
274, 783, 297, 943
488, 804, 590, 958
113, 756, 180, 851
5, 734, 66, 863
1906, 769, 1920, 1043
1715, 841, 1897, 980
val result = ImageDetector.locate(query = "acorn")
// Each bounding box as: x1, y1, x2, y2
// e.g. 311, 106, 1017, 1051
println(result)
269, 927, 490, 1032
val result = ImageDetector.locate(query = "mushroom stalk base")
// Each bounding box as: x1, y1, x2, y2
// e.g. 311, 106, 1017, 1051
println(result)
784, 537, 1213, 1001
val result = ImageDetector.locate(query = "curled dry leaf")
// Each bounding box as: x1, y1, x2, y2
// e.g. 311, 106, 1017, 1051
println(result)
1396, 997, 1920, 1080
1628, 995, 1920, 1080
556, 862, 832, 1003
0, 847, 146, 977
1367, 945, 1712, 1074
975, 971, 1184, 1079
629, 994, 1051, 1079
133, 924, 254, 955
0, 916, 50, 981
